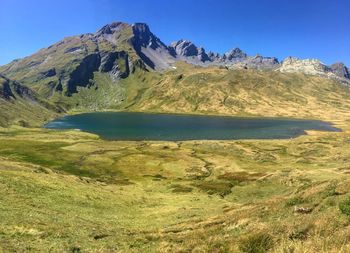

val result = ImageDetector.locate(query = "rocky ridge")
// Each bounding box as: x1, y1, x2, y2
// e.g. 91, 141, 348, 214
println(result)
169, 40, 279, 70
278, 57, 350, 83
0, 73, 61, 126
0, 73, 41, 101
0, 21, 349, 100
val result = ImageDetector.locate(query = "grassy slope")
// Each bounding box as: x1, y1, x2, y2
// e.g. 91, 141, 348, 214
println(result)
116, 63, 350, 121
66, 62, 350, 122
0, 99, 56, 127
1, 123, 350, 252
0, 76, 57, 127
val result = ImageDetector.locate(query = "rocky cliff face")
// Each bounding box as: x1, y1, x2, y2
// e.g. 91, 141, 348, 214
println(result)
223, 48, 247, 62
0, 73, 61, 126
331, 63, 350, 79
278, 57, 350, 83
170, 40, 210, 62
0, 73, 36, 100
169, 41, 279, 69
279, 57, 331, 74
0, 73, 62, 109
129, 23, 176, 70
223, 54, 280, 70
0, 74, 15, 99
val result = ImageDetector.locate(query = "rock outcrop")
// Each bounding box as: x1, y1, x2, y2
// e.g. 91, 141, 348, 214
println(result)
278, 57, 349, 83
129, 23, 176, 70
0, 73, 51, 103
170, 40, 210, 63
279, 57, 331, 75
170, 41, 279, 69
0, 74, 15, 99
99, 51, 130, 79
225, 54, 280, 70
223, 48, 247, 62
330, 62, 350, 79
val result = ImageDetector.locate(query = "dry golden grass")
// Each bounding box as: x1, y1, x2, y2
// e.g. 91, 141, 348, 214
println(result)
1, 118, 350, 252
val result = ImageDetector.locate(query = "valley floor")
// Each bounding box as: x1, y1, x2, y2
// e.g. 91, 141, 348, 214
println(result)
1, 119, 350, 252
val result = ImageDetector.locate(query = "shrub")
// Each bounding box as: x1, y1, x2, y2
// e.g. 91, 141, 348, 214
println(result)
194, 180, 233, 196
289, 224, 312, 240
339, 197, 350, 215
285, 196, 304, 207
324, 182, 339, 197
239, 232, 274, 253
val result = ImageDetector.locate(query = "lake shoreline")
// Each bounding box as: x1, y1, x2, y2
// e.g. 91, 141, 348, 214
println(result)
44, 111, 341, 141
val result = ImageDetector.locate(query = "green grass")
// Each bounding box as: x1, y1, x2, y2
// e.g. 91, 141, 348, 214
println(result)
339, 197, 350, 216
1, 126, 350, 252
239, 232, 274, 253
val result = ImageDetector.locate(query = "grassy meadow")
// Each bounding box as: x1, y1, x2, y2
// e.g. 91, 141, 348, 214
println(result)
1, 120, 350, 252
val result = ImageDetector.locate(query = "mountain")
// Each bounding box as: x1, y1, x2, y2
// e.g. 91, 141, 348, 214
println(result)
0, 21, 286, 100
170, 39, 211, 63
224, 48, 247, 61
278, 57, 350, 83
169, 40, 279, 70
0, 22, 176, 98
331, 62, 350, 79
0, 21, 349, 126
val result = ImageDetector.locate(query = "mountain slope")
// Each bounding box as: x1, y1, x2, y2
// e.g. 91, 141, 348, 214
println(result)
111, 63, 350, 121
0, 22, 296, 100
0, 21, 349, 126
0, 73, 59, 126
0, 22, 175, 99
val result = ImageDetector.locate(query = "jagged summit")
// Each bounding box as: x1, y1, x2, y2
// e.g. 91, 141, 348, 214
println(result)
131, 22, 163, 49
171, 40, 199, 57
170, 39, 210, 62
331, 62, 350, 79
96, 22, 129, 36
277, 57, 350, 83
223, 48, 247, 61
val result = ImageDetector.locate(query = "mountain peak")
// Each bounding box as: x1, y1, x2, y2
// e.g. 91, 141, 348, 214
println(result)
96, 22, 130, 36
224, 47, 247, 60
278, 57, 349, 81
171, 40, 199, 57
132, 23, 151, 33
330, 62, 350, 79
170, 40, 210, 62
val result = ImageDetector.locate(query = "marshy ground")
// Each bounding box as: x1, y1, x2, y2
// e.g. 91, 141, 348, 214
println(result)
1, 120, 350, 252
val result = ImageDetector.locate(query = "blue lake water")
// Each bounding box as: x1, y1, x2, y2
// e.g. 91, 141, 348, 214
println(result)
44, 112, 340, 141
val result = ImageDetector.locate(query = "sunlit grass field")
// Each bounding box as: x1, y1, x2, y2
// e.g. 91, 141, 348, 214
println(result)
1, 123, 350, 252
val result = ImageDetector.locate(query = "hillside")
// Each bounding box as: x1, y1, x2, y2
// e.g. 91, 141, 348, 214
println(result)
111, 63, 350, 121
0, 73, 60, 127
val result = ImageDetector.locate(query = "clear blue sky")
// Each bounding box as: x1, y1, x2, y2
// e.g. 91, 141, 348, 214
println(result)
0, 0, 349, 66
